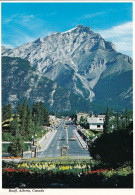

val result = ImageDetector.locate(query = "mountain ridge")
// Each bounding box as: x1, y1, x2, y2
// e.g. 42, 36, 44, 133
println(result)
2, 25, 133, 112
2, 56, 91, 113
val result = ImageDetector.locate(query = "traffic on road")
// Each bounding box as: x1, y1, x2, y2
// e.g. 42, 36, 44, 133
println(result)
23, 119, 89, 158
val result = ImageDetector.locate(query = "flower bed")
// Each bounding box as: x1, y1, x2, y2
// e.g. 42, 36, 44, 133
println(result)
17, 162, 90, 172
86, 169, 108, 174
2, 161, 133, 188
4, 168, 28, 173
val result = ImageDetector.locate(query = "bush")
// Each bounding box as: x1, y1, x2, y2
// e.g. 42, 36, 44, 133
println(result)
8, 136, 24, 157
89, 128, 133, 167
2, 132, 14, 141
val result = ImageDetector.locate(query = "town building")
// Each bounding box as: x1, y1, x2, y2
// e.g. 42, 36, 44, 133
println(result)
49, 115, 56, 125
87, 115, 105, 130
77, 112, 88, 122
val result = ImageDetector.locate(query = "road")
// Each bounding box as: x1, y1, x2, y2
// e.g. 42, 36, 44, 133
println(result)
23, 119, 89, 158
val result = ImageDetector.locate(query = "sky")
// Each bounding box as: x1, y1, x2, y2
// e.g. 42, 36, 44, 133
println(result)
1, 2, 133, 57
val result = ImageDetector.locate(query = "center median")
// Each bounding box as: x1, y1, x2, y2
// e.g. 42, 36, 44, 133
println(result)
74, 130, 87, 149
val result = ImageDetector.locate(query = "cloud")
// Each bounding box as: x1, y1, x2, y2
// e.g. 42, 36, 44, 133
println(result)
2, 29, 52, 49
82, 12, 105, 19
8, 14, 45, 32
95, 22, 133, 57
97, 22, 132, 39
2, 13, 53, 48
76, 12, 105, 23
2, 14, 19, 24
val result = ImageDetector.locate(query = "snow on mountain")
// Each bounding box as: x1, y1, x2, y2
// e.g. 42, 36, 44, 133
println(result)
61, 27, 78, 34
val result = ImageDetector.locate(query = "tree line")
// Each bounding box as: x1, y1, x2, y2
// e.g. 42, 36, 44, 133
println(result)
2, 100, 50, 139
89, 106, 133, 167
2, 100, 50, 157
103, 106, 132, 134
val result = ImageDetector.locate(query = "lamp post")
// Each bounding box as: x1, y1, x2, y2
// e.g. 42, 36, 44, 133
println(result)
35, 134, 37, 157
31, 135, 35, 158
31, 134, 37, 158
34, 134, 37, 146
35, 134, 37, 141
32, 135, 34, 146
21, 148, 23, 158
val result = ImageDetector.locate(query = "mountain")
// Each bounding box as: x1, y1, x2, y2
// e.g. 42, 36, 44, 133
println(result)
2, 25, 133, 112
2, 56, 90, 113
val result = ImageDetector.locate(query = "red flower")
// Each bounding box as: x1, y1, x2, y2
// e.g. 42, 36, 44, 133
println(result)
4, 168, 28, 173
86, 169, 108, 174
4, 168, 17, 172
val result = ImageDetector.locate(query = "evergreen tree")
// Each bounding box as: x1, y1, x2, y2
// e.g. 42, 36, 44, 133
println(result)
25, 105, 33, 135
2, 104, 13, 121
20, 100, 29, 135
32, 103, 38, 125
43, 108, 50, 126
8, 136, 24, 157
32, 102, 50, 126
125, 106, 130, 129
10, 114, 20, 136
115, 112, 122, 130
103, 106, 111, 134
15, 103, 22, 115
80, 116, 85, 124
39, 102, 45, 125
89, 124, 133, 166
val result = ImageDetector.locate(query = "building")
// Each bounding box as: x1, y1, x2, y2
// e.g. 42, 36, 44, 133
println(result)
87, 116, 104, 130
97, 115, 106, 119
49, 115, 56, 125
65, 117, 71, 121
77, 112, 88, 122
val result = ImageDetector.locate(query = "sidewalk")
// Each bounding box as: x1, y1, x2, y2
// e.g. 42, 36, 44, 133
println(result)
23, 130, 57, 154
38, 130, 57, 152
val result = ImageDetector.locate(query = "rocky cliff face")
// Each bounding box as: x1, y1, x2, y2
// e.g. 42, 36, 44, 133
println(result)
2, 25, 133, 111
2, 56, 90, 113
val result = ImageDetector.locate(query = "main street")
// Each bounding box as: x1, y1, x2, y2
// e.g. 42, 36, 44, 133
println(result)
23, 119, 89, 158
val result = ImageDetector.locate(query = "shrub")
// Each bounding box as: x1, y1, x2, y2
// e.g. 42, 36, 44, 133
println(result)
89, 128, 133, 167
8, 136, 24, 157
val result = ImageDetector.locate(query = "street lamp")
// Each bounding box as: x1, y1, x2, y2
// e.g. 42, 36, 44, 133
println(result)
32, 135, 34, 146
31, 135, 37, 158
35, 134, 37, 144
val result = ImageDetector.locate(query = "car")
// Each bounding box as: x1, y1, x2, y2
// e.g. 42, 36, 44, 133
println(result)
70, 135, 76, 141
61, 136, 66, 140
